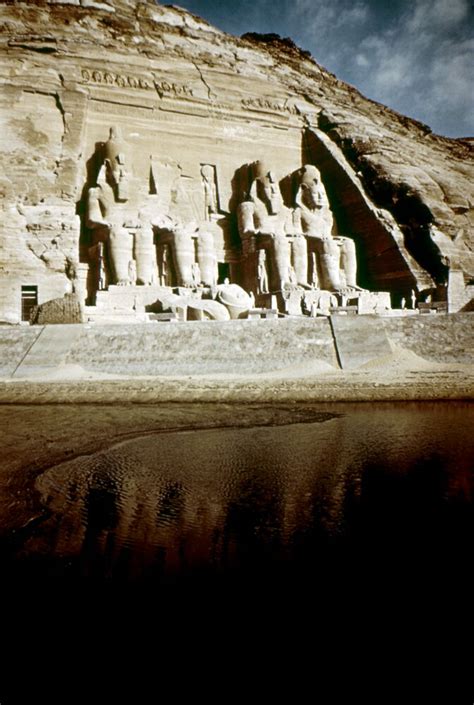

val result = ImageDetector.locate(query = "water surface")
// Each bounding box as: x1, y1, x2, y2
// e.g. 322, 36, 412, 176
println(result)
2, 402, 471, 590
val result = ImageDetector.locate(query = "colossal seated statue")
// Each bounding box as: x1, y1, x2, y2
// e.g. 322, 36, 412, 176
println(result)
151, 159, 223, 288
294, 164, 361, 292
86, 170, 132, 286
86, 127, 155, 287
238, 161, 308, 291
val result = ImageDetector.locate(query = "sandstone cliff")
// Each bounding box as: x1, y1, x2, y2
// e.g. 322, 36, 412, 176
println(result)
0, 0, 473, 322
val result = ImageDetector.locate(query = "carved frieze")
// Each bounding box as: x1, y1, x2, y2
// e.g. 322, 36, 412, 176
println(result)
241, 97, 299, 116
154, 80, 194, 98
81, 68, 153, 90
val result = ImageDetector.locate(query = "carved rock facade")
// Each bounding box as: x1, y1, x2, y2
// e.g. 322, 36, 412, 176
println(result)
1, 0, 473, 323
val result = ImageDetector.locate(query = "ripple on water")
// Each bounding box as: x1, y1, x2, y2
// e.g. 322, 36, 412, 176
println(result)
7, 402, 474, 586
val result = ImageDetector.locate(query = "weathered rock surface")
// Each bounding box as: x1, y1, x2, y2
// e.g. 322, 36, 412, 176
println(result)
1, 0, 473, 323
30, 292, 83, 323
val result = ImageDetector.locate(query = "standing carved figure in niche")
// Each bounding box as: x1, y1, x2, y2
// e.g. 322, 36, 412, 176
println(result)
201, 164, 219, 220
294, 165, 361, 292
238, 160, 308, 291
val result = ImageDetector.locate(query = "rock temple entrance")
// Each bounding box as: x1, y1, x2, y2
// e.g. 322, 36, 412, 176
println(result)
76, 125, 400, 323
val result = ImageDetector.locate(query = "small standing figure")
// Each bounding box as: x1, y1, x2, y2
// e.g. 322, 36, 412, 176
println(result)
160, 246, 168, 286
257, 250, 269, 294
410, 289, 417, 310
128, 259, 137, 286
288, 265, 298, 288
192, 262, 201, 287
201, 164, 218, 220
98, 242, 106, 291
310, 252, 319, 289
401, 297, 406, 310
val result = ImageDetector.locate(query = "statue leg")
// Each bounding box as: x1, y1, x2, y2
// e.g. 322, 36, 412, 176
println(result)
135, 226, 156, 285
337, 237, 359, 289
172, 231, 194, 287
315, 237, 341, 290
109, 227, 133, 285
197, 231, 217, 287
271, 235, 291, 290
292, 236, 308, 287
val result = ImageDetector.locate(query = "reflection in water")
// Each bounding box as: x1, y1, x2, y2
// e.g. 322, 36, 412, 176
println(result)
5, 403, 474, 587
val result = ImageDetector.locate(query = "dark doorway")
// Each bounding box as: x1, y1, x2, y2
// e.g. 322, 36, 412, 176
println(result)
218, 262, 230, 284
21, 285, 38, 322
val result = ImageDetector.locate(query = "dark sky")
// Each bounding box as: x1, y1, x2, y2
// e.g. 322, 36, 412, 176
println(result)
172, 0, 474, 137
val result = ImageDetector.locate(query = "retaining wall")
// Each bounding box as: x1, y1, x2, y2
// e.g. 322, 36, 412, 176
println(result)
0, 313, 472, 379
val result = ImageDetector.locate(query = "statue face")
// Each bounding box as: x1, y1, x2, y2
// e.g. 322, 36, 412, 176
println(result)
257, 174, 283, 214
302, 178, 325, 210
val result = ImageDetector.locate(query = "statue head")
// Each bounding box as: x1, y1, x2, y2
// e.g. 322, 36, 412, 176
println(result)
298, 164, 326, 210
251, 160, 283, 215
103, 126, 129, 201
104, 126, 123, 164
201, 164, 214, 182
301, 164, 321, 185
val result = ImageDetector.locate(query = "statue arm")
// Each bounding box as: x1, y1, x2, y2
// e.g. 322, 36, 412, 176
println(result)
249, 179, 258, 203
294, 186, 304, 209
238, 201, 257, 236
86, 188, 109, 230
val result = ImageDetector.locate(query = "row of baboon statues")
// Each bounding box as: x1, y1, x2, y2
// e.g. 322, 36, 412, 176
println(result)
85, 128, 362, 294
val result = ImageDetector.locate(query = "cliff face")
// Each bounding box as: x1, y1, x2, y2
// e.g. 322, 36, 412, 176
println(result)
0, 0, 473, 322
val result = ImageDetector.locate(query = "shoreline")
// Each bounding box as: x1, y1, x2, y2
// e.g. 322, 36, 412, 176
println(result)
0, 365, 473, 403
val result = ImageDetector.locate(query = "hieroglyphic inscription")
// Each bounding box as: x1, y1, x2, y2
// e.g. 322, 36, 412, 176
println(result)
154, 80, 194, 98
241, 97, 299, 115
82, 67, 298, 117
81, 69, 152, 90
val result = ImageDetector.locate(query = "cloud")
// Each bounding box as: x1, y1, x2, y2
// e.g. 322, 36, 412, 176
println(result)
427, 38, 474, 129
355, 54, 370, 67
293, 0, 369, 34
334, 0, 474, 135
407, 0, 470, 32
335, 3, 369, 27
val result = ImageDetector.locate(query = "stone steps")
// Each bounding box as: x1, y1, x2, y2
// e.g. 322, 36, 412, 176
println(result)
83, 307, 150, 324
